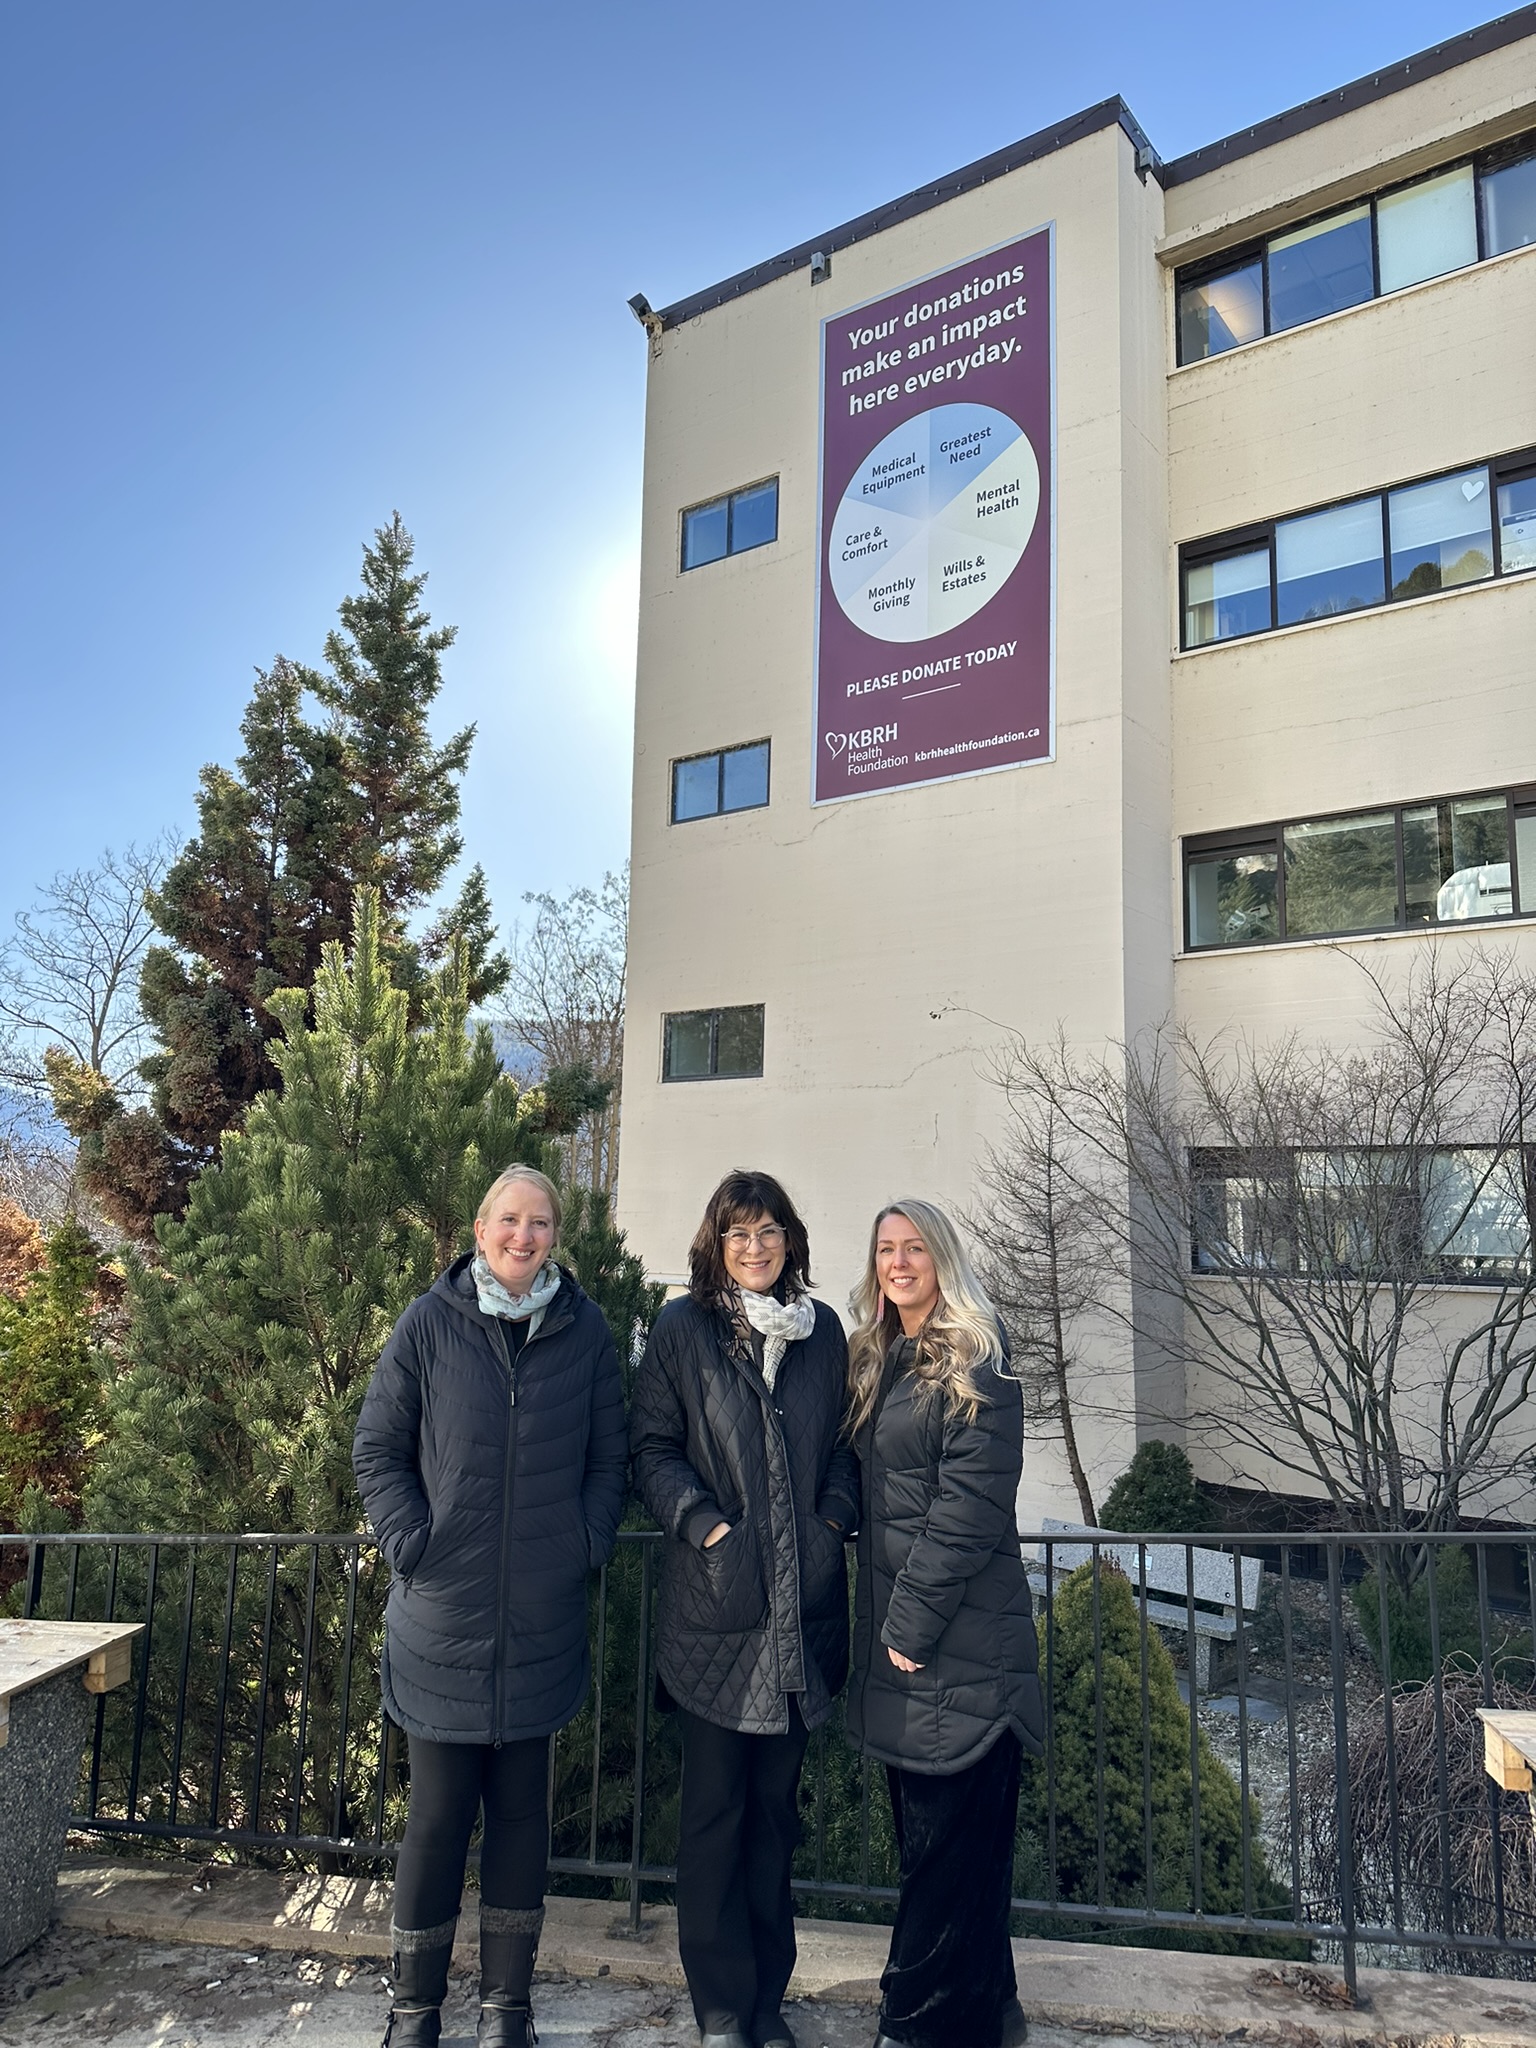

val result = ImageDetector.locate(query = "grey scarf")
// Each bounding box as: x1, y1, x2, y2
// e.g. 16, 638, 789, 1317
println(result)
473, 1253, 561, 1338
736, 1286, 816, 1391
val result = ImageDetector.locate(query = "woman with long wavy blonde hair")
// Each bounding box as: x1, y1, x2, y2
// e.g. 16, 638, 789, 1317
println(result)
845, 1199, 1041, 2048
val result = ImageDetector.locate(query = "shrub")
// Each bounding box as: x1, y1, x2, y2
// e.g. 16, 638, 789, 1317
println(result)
1025, 1561, 1299, 1952
1101, 1441, 1212, 1535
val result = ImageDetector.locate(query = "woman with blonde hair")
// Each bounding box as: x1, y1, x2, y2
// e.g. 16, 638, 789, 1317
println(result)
354, 1166, 628, 2048
846, 1199, 1041, 2048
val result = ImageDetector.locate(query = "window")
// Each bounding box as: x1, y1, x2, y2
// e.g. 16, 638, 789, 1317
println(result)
1275, 498, 1384, 625
1387, 468, 1493, 597
1480, 137, 1536, 257
662, 1005, 764, 1081
1496, 454, 1536, 574
1179, 445, 1534, 650
1402, 795, 1510, 925
1375, 164, 1477, 294
1283, 811, 1397, 937
1268, 205, 1375, 330
1174, 132, 1536, 364
1184, 786, 1536, 951
1186, 841, 1279, 949
1182, 542, 1271, 648
1177, 256, 1264, 364
1192, 1147, 1531, 1284
671, 740, 771, 822
681, 479, 779, 570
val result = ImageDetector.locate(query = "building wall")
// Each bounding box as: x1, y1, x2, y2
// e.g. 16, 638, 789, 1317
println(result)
621, 31, 1536, 1522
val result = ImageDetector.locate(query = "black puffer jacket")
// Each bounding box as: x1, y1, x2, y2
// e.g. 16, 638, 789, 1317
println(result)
847, 1336, 1042, 1773
630, 1294, 859, 1735
352, 1257, 627, 1744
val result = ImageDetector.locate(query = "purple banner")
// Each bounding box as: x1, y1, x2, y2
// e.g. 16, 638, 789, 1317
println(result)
814, 227, 1053, 803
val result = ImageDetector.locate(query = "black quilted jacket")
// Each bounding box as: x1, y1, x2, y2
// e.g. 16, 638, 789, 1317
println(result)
629, 1294, 859, 1735
847, 1336, 1043, 1774
352, 1257, 628, 1743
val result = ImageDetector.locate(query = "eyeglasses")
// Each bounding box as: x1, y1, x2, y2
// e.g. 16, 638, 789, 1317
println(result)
722, 1225, 785, 1252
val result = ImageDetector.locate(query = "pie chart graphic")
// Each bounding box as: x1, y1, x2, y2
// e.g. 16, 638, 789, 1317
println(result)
828, 402, 1040, 644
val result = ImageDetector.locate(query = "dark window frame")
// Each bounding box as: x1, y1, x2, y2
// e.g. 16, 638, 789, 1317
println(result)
1183, 782, 1536, 952
669, 739, 772, 824
679, 477, 780, 572
661, 1004, 766, 1082
1190, 1143, 1535, 1286
1174, 129, 1536, 366
1179, 444, 1535, 651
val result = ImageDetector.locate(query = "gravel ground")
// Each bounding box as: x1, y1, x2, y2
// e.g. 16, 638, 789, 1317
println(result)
0, 1926, 882, 2048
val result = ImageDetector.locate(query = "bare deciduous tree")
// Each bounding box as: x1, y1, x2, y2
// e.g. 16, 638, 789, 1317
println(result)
969, 1070, 1113, 1523
0, 836, 176, 1102
497, 868, 626, 1196
986, 949, 1536, 1566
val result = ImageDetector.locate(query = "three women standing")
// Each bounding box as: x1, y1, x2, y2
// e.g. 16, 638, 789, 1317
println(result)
353, 1168, 628, 2048
845, 1200, 1041, 2048
631, 1170, 859, 2048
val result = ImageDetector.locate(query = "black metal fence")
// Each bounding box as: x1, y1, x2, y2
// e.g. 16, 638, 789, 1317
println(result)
6, 1526, 1536, 1989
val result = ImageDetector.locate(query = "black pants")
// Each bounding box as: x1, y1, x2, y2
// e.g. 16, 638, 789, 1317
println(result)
880, 1731, 1021, 2048
675, 1703, 810, 2032
393, 1733, 551, 1931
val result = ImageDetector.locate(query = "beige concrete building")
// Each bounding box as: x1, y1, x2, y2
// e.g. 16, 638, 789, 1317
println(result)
619, 11, 1536, 1520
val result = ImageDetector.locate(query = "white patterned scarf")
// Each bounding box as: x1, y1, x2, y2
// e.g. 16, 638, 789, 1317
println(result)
473, 1253, 561, 1337
736, 1286, 816, 1391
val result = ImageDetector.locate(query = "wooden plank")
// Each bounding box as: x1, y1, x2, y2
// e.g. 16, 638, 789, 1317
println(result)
0, 1620, 144, 1707
84, 1638, 135, 1694
1477, 1709, 1536, 1792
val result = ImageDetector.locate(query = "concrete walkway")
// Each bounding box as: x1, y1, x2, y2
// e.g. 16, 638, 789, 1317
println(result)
0, 1856, 1532, 2047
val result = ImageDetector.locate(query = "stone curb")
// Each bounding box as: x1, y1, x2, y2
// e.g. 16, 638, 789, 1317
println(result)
52, 1856, 1536, 2047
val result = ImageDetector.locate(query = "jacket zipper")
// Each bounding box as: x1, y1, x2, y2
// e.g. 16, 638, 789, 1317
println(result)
492, 1321, 518, 1746
488, 1305, 569, 1744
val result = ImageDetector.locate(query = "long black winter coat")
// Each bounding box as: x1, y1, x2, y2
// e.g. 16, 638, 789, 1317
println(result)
352, 1257, 627, 1744
847, 1336, 1042, 1774
629, 1294, 859, 1736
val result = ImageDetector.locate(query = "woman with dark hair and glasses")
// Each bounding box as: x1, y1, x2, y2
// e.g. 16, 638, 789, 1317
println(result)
631, 1169, 858, 2048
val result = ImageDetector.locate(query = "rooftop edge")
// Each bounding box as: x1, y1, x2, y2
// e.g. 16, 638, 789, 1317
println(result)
649, 5, 1536, 329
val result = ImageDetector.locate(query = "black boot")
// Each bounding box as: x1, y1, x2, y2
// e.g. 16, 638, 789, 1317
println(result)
477, 1903, 544, 2046
1001, 1995, 1029, 2046
383, 1918, 457, 2047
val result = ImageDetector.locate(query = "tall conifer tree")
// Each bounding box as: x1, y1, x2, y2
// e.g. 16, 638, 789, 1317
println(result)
50, 519, 481, 1235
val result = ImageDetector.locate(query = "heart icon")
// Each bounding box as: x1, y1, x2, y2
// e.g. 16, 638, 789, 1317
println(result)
824, 731, 848, 757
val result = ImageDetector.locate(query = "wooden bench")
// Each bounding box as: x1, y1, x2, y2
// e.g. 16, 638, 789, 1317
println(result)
1026, 1519, 1263, 1692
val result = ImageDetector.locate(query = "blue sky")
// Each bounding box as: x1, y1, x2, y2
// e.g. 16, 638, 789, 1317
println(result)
0, 1, 1508, 941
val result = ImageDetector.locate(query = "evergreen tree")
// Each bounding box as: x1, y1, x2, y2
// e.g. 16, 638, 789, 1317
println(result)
0, 1218, 109, 1529
86, 891, 550, 1537
51, 521, 477, 1236
1024, 1562, 1294, 1950
1101, 1441, 1213, 1535
559, 1186, 666, 1391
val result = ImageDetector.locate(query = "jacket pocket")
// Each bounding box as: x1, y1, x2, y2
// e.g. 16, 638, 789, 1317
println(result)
686, 1520, 769, 1635
800, 1511, 845, 1613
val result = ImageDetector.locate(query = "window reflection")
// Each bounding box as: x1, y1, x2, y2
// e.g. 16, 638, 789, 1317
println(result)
1183, 547, 1271, 646
1402, 796, 1510, 924
1388, 468, 1494, 598
1481, 145, 1536, 256
1178, 259, 1265, 363
1375, 165, 1477, 293
1283, 812, 1398, 936
682, 500, 729, 570
673, 755, 721, 822
1267, 206, 1374, 330
1186, 848, 1279, 948
1420, 1150, 1530, 1278
1275, 498, 1384, 625
1498, 472, 1536, 573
